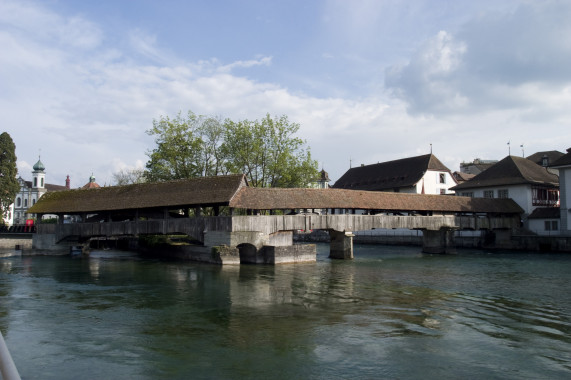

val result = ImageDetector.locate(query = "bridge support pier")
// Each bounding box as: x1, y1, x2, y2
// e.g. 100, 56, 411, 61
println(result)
329, 230, 354, 259
422, 228, 457, 254
205, 230, 316, 264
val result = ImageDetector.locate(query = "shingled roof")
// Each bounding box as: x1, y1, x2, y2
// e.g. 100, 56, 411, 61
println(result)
526, 150, 564, 167
28, 174, 247, 214
230, 187, 522, 214
452, 155, 559, 191
28, 174, 522, 216
333, 154, 451, 191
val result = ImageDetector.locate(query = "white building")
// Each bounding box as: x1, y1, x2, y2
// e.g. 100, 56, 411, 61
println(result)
451, 155, 559, 235
10, 158, 69, 225
311, 169, 330, 189
333, 153, 457, 195
550, 148, 571, 236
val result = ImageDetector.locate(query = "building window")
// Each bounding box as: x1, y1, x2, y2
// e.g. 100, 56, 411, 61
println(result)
498, 189, 509, 199
483, 190, 494, 198
34, 178, 37, 187
440, 189, 446, 195
24, 199, 28, 207
16, 197, 21, 207
461, 192, 474, 197
41, 178, 44, 187
439, 173, 446, 184
545, 220, 559, 231
32, 199, 36, 205
532, 187, 559, 206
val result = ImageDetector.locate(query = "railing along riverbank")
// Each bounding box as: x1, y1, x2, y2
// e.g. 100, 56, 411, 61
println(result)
0, 331, 21, 380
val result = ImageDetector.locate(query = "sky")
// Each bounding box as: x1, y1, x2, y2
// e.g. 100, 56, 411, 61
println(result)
2, 0, 571, 188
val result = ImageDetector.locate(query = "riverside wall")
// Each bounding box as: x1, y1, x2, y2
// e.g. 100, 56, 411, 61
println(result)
0, 235, 33, 250
294, 230, 571, 252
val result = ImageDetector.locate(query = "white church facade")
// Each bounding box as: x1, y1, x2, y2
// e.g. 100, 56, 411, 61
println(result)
8, 158, 69, 226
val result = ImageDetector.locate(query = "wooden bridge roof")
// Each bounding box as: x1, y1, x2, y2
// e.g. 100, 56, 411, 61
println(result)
28, 174, 248, 214
28, 174, 523, 215
229, 188, 523, 214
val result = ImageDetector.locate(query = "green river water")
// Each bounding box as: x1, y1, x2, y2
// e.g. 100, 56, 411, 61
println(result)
1, 244, 570, 379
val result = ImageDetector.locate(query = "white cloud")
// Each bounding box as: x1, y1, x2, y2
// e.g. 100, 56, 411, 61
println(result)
386, 1, 571, 118
217, 56, 273, 73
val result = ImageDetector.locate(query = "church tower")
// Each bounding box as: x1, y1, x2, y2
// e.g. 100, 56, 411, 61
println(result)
32, 157, 46, 189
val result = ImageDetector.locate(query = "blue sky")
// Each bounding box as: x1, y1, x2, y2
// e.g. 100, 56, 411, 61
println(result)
1, 0, 570, 187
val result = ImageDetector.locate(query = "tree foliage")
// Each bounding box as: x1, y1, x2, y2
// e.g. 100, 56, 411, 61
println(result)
145, 112, 205, 182
112, 168, 146, 186
222, 114, 317, 187
144, 112, 319, 188
0, 132, 19, 224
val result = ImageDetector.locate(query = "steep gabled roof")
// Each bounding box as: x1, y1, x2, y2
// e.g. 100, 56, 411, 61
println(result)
452, 155, 559, 190
333, 154, 451, 191
230, 187, 523, 214
28, 174, 247, 214
550, 148, 571, 168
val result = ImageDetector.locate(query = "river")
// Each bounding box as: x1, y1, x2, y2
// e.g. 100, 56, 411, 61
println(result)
1, 244, 570, 380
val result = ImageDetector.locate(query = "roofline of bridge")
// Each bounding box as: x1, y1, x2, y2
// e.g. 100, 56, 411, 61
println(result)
28, 174, 524, 217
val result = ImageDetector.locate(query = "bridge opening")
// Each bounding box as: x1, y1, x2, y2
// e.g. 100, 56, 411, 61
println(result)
237, 243, 259, 264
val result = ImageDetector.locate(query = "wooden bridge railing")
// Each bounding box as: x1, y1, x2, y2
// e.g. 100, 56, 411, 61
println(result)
36, 214, 521, 244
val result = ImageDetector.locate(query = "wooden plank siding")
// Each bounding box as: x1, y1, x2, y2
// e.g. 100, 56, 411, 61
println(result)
39, 214, 521, 243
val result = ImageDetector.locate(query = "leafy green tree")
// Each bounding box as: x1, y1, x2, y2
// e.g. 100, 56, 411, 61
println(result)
222, 114, 318, 188
144, 111, 319, 188
144, 111, 205, 182
0, 132, 19, 225
196, 116, 228, 177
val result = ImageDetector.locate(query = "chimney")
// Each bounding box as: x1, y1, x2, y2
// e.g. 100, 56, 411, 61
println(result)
66, 175, 70, 189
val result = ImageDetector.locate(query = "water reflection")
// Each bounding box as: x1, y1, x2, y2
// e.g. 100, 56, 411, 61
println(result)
0, 246, 570, 379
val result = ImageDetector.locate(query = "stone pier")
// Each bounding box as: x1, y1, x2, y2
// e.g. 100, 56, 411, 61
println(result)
329, 230, 355, 259
422, 228, 457, 254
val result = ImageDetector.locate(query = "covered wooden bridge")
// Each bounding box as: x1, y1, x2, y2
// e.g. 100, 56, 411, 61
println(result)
28, 174, 523, 264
